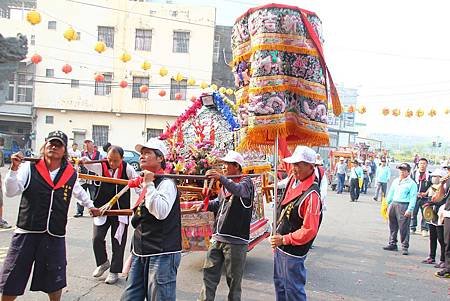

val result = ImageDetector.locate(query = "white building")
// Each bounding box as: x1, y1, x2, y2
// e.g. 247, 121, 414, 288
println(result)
30, 0, 215, 150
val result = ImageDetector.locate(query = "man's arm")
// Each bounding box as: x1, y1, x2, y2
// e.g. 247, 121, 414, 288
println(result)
73, 180, 94, 208
4, 161, 30, 197
145, 179, 177, 220
219, 175, 253, 199
386, 179, 396, 205
406, 182, 418, 213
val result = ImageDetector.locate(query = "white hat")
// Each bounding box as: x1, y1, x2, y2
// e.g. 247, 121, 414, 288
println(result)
84, 137, 94, 143
339, 157, 345, 161
431, 168, 447, 177
315, 159, 323, 165
220, 150, 245, 167
283, 146, 316, 165
135, 137, 168, 157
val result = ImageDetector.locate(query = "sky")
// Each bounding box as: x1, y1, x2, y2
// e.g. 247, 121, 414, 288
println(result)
170, 0, 450, 140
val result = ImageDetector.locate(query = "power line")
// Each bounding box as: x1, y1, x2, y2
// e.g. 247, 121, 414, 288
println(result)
66, 0, 215, 28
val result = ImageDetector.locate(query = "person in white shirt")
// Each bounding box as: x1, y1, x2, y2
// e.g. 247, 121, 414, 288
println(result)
0, 130, 99, 301
68, 142, 81, 159
121, 138, 181, 301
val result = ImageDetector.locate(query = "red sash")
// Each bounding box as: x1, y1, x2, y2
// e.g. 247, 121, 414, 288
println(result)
35, 159, 75, 190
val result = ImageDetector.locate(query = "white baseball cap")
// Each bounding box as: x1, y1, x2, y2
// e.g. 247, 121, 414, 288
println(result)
220, 150, 245, 167
135, 137, 168, 157
84, 137, 94, 143
431, 168, 447, 177
283, 146, 316, 165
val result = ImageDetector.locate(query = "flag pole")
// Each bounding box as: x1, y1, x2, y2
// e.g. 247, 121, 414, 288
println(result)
272, 131, 279, 234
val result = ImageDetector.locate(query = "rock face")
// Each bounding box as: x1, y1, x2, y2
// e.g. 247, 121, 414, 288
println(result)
0, 33, 28, 63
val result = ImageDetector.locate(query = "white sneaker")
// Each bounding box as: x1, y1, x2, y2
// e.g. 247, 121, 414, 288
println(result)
422, 230, 429, 237
105, 272, 119, 284
92, 261, 110, 277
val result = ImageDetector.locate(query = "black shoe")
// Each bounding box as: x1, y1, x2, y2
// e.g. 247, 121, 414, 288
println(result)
373, 197, 377, 201
383, 245, 398, 251
73, 213, 83, 218
402, 249, 408, 255
435, 270, 450, 278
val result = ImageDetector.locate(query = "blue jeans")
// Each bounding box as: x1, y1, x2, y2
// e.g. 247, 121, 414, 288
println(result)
337, 173, 345, 193
274, 248, 307, 301
121, 252, 181, 301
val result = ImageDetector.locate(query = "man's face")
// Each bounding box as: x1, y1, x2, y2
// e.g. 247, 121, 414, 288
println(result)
399, 168, 409, 179
72, 144, 78, 151
381, 161, 386, 166
224, 162, 240, 176
45, 139, 65, 160
140, 148, 162, 171
292, 161, 314, 181
107, 151, 122, 170
84, 141, 94, 152
418, 160, 427, 171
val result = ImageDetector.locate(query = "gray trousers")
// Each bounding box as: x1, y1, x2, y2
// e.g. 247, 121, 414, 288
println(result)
374, 182, 387, 200
198, 241, 247, 301
388, 202, 411, 249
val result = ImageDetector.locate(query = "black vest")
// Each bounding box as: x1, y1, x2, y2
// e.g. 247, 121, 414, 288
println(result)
277, 181, 322, 257
80, 150, 100, 178
17, 160, 78, 237
131, 177, 181, 256
94, 161, 130, 209
213, 176, 254, 242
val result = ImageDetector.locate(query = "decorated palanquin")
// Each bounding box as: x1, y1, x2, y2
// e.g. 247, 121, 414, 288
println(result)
232, 3, 342, 151
159, 93, 271, 251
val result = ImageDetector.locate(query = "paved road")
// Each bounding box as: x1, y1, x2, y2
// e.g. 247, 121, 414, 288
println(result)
0, 165, 449, 301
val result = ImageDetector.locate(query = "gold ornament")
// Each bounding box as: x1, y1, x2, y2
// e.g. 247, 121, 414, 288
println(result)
141, 61, 151, 70
26, 11, 41, 25
63, 27, 77, 41
94, 41, 106, 53
187, 78, 196, 86
159, 67, 168, 77
210, 84, 218, 91
173, 73, 184, 82
200, 82, 208, 89
120, 52, 132, 63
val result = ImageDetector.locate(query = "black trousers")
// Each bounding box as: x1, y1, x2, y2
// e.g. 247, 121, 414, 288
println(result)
93, 216, 128, 273
444, 217, 450, 272
350, 178, 360, 201
429, 223, 445, 262
77, 183, 97, 214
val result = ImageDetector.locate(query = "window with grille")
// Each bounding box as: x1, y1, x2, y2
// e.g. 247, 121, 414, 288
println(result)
173, 31, 190, 53
30, 35, 35, 45
48, 21, 56, 30
46, 116, 54, 124
170, 79, 187, 100
213, 35, 220, 63
7, 64, 34, 102
94, 73, 112, 96
135, 29, 152, 51
132, 76, 149, 98
98, 26, 114, 48
147, 128, 163, 141
71, 79, 79, 88
92, 125, 109, 146
46, 69, 54, 78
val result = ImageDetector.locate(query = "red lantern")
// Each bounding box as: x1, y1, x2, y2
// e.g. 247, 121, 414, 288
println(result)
119, 80, 128, 88
139, 85, 148, 93
392, 108, 401, 117
158, 90, 166, 97
62, 64, 72, 74
190, 96, 197, 102
347, 105, 355, 113
95, 74, 105, 82
382, 108, 390, 116
175, 92, 183, 100
31, 54, 42, 64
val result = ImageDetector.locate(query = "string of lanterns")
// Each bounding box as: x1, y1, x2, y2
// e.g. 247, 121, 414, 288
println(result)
340, 104, 448, 118
24, 10, 235, 98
